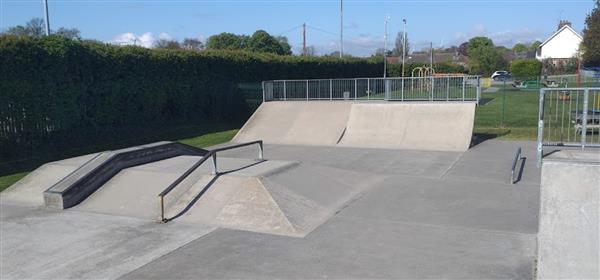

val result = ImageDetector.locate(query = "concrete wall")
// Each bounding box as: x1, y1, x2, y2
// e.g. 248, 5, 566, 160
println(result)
537, 151, 600, 279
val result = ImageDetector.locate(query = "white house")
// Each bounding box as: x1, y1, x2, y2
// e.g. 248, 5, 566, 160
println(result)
536, 23, 583, 61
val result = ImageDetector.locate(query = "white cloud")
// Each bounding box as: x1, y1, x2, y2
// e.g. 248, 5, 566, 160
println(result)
110, 32, 174, 48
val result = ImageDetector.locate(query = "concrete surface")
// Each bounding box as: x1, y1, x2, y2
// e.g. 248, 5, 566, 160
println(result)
537, 150, 600, 279
339, 102, 475, 151
1, 139, 541, 279
233, 101, 476, 152
233, 101, 352, 146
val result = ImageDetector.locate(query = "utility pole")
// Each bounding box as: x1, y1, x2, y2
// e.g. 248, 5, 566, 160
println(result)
402, 19, 407, 77
383, 16, 390, 78
302, 23, 307, 56
340, 0, 343, 58
430, 42, 433, 68
42, 0, 50, 36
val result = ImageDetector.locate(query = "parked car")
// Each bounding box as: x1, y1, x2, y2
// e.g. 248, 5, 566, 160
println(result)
571, 110, 600, 135
491, 71, 511, 81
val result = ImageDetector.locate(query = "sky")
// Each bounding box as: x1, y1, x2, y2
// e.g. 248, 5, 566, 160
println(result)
0, 0, 596, 56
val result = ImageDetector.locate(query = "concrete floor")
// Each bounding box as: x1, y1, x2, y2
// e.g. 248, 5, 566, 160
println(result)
0, 139, 541, 279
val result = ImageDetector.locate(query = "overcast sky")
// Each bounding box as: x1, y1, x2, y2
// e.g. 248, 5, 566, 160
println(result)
1, 0, 596, 56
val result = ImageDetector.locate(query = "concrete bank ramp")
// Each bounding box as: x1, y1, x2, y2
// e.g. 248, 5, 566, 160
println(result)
339, 102, 475, 152
233, 101, 475, 152
233, 101, 352, 146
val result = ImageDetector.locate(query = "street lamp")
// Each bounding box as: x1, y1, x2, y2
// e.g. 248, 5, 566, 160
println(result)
384, 16, 390, 78
402, 19, 407, 77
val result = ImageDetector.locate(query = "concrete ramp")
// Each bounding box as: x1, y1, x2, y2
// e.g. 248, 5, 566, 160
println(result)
234, 101, 475, 152
233, 101, 352, 146
339, 103, 475, 152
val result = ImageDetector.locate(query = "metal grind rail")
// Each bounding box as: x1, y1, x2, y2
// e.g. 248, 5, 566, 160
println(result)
262, 75, 481, 103
157, 140, 264, 222
510, 147, 524, 184
537, 88, 600, 166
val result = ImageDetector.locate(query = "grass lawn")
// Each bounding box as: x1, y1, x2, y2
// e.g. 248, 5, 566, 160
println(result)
0, 129, 239, 192
474, 88, 540, 140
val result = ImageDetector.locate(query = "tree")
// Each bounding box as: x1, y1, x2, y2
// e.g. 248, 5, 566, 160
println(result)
458, 42, 469, 56
510, 59, 542, 79
247, 30, 288, 55
304, 45, 317, 56
275, 36, 292, 55
206, 32, 247, 50
155, 39, 181, 49
55, 27, 81, 40
529, 40, 542, 52
181, 38, 204, 51
4, 18, 45, 37
467, 36, 507, 75
582, 0, 600, 66
512, 43, 528, 53
393, 31, 409, 56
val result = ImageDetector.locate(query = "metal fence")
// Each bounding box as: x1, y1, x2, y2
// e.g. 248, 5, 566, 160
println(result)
537, 88, 600, 165
262, 75, 481, 103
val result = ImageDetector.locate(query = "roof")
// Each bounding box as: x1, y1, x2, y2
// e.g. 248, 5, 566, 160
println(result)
539, 25, 583, 48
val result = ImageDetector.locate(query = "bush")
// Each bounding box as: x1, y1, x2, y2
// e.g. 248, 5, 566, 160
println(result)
510, 59, 542, 79
0, 35, 383, 159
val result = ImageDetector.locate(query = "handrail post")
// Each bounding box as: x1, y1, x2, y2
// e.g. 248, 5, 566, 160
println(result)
262, 81, 265, 103
354, 79, 357, 100
581, 89, 589, 150
462, 76, 466, 101
283, 81, 287, 101
159, 196, 165, 222
211, 153, 218, 175
329, 79, 333, 100
537, 89, 546, 167
258, 141, 264, 160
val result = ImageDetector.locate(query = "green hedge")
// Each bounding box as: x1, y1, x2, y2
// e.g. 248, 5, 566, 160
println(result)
0, 35, 382, 160
510, 59, 542, 80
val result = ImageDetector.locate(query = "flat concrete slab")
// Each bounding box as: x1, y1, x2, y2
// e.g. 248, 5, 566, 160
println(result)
0, 203, 215, 280
1, 139, 541, 279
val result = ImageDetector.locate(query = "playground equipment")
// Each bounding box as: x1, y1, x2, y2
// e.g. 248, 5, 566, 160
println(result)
412, 67, 436, 92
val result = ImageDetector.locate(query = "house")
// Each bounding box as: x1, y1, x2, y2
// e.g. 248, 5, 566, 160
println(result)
536, 20, 582, 64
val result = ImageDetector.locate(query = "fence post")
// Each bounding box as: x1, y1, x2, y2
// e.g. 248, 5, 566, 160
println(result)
476, 77, 481, 104
401, 77, 404, 101
283, 81, 287, 101
330, 79, 333, 100
211, 153, 218, 175
354, 79, 357, 100
258, 142, 264, 161
537, 89, 546, 167
430, 77, 434, 101
384, 79, 390, 101
367, 79, 370, 100
306, 80, 309, 100
446, 75, 450, 101
262, 81, 265, 102
462, 76, 466, 101
581, 89, 589, 150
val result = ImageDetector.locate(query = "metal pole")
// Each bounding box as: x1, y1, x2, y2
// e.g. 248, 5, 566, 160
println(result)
42, 0, 50, 36
306, 80, 309, 100
283, 81, 287, 101
367, 79, 370, 100
462, 76, 466, 101
402, 19, 406, 78
330, 79, 333, 100
383, 16, 389, 78
354, 79, 357, 100
258, 142, 264, 161
262, 81, 265, 102
582, 89, 589, 149
340, 0, 343, 58
302, 23, 306, 56
211, 153, 218, 175
502, 79, 506, 126
537, 89, 546, 167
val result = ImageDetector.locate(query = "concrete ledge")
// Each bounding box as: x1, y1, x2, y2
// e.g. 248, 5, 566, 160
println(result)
43, 142, 207, 209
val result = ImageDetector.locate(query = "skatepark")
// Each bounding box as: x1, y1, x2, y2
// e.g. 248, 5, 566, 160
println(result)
1, 86, 599, 279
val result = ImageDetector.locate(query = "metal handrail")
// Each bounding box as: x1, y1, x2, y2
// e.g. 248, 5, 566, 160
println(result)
511, 147, 523, 184
158, 140, 264, 222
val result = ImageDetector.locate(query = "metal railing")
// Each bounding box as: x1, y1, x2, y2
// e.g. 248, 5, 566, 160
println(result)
510, 147, 524, 184
157, 140, 264, 222
537, 88, 600, 165
262, 75, 481, 103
